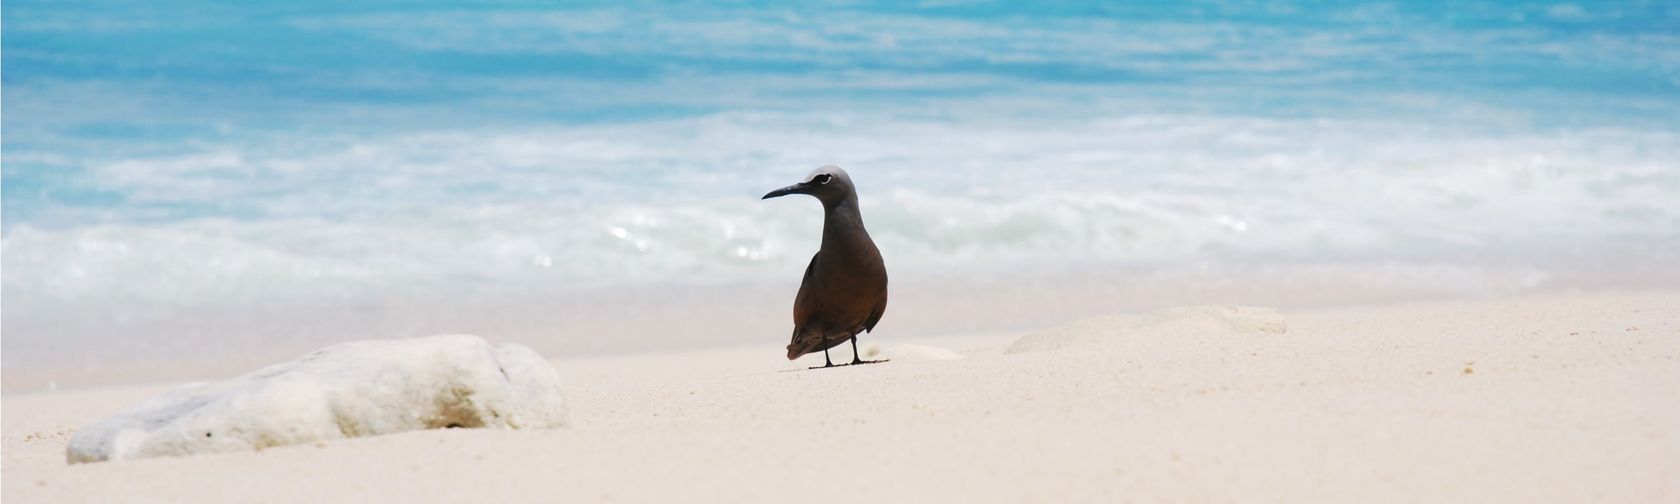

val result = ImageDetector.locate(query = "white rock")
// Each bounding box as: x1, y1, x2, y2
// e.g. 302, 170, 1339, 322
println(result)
1006, 305, 1287, 353
67, 335, 568, 463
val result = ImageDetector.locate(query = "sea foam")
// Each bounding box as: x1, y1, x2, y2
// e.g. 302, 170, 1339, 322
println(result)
4, 114, 1677, 373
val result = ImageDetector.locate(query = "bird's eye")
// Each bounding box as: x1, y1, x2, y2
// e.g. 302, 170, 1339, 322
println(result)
814, 174, 833, 185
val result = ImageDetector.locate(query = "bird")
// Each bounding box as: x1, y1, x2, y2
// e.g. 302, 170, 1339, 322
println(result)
761, 166, 889, 368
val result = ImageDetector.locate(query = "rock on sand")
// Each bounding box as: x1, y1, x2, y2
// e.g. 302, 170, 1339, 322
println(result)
66, 335, 568, 463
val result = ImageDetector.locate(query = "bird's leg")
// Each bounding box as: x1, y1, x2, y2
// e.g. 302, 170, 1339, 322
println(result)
809, 346, 836, 370
849, 334, 888, 365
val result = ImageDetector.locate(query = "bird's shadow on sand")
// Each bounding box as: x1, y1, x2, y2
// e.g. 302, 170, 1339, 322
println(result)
776, 359, 892, 373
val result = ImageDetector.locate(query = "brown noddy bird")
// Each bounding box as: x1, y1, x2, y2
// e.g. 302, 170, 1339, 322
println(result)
762, 166, 889, 368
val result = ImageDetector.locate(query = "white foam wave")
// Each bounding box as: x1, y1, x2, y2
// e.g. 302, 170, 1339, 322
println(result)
5, 113, 1678, 369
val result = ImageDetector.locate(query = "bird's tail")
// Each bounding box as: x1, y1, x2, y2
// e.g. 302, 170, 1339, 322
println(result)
786, 326, 815, 360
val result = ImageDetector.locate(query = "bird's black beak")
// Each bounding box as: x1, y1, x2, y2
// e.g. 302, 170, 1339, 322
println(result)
761, 182, 811, 200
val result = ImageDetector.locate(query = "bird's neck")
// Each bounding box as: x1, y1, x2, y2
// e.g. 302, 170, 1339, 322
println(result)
820, 200, 874, 252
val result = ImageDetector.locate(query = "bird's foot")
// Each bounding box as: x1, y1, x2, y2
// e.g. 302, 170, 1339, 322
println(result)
807, 359, 889, 369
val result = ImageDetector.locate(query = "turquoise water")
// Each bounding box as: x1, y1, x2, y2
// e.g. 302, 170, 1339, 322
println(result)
4, 1, 1679, 370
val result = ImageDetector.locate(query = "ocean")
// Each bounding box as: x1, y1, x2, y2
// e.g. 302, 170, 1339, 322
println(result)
4, 1, 1678, 383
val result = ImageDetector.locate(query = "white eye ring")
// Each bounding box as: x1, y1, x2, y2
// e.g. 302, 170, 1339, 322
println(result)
815, 174, 833, 184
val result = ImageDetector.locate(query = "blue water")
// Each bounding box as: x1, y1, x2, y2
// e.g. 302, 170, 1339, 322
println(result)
4, 1, 1679, 370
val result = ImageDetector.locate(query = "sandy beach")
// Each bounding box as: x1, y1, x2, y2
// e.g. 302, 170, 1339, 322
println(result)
9, 1, 1680, 502
5, 289, 1676, 502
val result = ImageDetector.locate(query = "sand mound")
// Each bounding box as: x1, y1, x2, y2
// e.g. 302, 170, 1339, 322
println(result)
858, 343, 964, 362
66, 335, 568, 463
1006, 305, 1287, 353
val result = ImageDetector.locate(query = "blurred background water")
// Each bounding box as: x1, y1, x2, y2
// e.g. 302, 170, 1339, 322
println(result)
5, 1, 1679, 382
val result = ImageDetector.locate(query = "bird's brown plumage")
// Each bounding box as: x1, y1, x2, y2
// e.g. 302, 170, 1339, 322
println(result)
762, 166, 888, 365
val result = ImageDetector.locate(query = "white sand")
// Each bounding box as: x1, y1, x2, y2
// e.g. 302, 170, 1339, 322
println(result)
5, 291, 1678, 502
